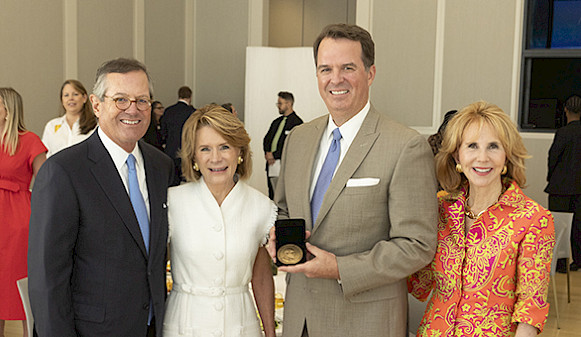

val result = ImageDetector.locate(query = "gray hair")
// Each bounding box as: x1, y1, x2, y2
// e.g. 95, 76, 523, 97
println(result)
92, 58, 153, 100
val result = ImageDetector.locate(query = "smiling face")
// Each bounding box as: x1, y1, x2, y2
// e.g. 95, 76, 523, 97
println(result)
61, 83, 87, 115
456, 122, 506, 193
90, 71, 151, 153
195, 125, 241, 193
316, 37, 375, 126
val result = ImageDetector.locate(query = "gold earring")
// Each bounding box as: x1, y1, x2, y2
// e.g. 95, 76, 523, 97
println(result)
238, 156, 243, 164
501, 165, 507, 175
455, 163, 463, 173
193, 162, 199, 171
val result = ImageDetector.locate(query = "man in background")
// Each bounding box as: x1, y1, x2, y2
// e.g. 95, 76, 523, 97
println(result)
546, 94, 581, 272
263, 91, 303, 199
161, 86, 195, 185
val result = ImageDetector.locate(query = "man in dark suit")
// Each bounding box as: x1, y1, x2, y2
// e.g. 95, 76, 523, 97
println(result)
546, 94, 581, 272
267, 24, 437, 336
160, 86, 195, 185
263, 91, 303, 199
28, 58, 173, 337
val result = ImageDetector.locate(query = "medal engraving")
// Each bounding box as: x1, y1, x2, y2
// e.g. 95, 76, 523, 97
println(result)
277, 244, 303, 265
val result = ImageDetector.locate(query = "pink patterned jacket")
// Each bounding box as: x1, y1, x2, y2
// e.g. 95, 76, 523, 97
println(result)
408, 180, 555, 336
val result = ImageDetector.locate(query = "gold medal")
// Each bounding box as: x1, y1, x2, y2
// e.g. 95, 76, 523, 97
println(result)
277, 244, 303, 265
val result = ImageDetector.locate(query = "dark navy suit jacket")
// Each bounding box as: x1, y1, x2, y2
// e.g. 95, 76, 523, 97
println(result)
29, 131, 173, 337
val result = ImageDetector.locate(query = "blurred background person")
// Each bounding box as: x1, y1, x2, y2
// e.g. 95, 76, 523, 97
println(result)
262, 91, 303, 200
41, 79, 97, 158
428, 109, 458, 156
161, 86, 195, 186
221, 102, 238, 118
429, 109, 459, 194
545, 94, 581, 272
409, 101, 554, 336
0, 88, 46, 337
143, 100, 164, 151
163, 104, 275, 337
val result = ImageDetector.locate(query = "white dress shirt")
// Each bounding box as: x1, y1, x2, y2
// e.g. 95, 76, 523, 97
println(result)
97, 127, 150, 218
309, 101, 370, 199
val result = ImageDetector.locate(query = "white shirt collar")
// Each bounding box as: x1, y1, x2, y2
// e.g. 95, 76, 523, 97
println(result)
323, 101, 370, 144
97, 127, 144, 172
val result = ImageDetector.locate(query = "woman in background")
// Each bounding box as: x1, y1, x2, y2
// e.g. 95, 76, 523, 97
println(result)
143, 100, 164, 151
409, 101, 554, 336
0, 88, 46, 337
42, 79, 96, 157
163, 104, 275, 337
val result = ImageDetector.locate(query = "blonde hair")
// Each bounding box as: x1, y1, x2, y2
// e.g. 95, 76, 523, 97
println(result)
435, 101, 529, 195
180, 104, 252, 182
0, 88, 27, 156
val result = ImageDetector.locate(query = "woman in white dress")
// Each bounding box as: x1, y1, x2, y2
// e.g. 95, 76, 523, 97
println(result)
42, 79, 97, 157
164, 104, 276, 337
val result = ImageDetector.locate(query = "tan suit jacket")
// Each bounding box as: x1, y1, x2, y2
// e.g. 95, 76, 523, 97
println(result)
275, 106, 438, 337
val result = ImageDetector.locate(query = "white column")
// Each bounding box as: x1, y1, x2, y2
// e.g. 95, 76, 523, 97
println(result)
133, 0, 146, 62
63, 0, 78, 79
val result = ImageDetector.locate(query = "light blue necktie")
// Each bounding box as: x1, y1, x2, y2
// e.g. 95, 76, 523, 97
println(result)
127, 154, 149, 252
127, 154, 154, 324
311, 128, 342, 223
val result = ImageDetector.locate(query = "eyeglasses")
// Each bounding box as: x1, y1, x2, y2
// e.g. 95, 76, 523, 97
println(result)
104, 95, 152, 111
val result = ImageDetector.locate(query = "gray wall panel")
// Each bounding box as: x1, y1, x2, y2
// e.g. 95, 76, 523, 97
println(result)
0, 1, 64, 135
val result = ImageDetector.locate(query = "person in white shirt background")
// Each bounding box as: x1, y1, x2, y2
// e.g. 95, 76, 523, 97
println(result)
41, 79, 97, 157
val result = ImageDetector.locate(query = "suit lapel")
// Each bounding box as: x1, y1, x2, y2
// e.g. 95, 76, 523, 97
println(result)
87, 133, 149, 258
313, 107, 380, 231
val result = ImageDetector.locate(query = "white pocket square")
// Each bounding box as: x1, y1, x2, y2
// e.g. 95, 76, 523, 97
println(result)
346, 178, 380, 187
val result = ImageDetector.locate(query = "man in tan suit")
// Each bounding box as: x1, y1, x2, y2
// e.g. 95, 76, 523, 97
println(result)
268, 24, 438, 337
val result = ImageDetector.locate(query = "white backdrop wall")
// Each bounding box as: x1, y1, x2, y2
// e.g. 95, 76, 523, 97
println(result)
244, 47, 328, 195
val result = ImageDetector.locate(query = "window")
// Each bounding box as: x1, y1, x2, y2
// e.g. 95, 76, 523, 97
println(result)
519, 0, 581, 131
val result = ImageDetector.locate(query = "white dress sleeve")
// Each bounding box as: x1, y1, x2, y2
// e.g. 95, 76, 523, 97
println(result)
260, 201, 278, 246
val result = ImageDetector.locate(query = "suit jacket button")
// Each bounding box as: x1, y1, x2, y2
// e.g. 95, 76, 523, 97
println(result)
143, 304, 150, 310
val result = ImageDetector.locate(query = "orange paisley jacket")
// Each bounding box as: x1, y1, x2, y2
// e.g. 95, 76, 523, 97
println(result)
408, 180, 555, 336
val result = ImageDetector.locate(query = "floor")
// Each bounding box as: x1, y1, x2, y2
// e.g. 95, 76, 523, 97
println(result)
5, 271, 580, 336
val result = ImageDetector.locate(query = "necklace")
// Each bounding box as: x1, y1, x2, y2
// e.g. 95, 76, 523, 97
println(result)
464, 202, 487, 219
464, 196, 497, 220
464, 183, 508, 220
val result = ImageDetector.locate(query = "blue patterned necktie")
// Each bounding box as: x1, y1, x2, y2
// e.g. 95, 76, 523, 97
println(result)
311, 128, 342, 223
126, 154, 149, 252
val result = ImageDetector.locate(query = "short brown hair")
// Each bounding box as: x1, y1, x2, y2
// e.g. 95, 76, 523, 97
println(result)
278, 91, 294, 105
435, 101, 529, 196
565, 94, 581, 115
180, 104, 252, 182
313, 23, 375, 70
178, 86, 192, 100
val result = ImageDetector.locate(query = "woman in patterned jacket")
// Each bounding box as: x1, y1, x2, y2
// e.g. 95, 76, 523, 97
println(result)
409, 101, 555, 337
